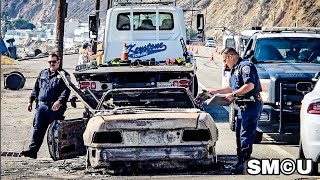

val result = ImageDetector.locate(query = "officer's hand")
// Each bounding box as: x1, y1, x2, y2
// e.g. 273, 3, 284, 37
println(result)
225, 93, 235, 101
52, 101, 62, 111
27, 103, 32, 112
209, 89, 218, 95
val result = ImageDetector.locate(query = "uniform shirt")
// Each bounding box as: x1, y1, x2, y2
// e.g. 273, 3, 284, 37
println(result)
29, 68, 71, 105
229, 58, 262, 98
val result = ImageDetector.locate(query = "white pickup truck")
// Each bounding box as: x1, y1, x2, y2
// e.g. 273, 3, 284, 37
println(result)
74, 1, 204, 97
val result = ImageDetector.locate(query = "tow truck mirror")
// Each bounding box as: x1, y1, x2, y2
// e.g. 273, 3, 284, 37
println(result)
196, 14, 204, 32
89, 15, 97, 38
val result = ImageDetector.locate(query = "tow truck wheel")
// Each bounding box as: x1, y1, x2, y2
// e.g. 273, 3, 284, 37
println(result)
253, 131, 263, 144
192, 75, 198, 97
228, 105, 237, 131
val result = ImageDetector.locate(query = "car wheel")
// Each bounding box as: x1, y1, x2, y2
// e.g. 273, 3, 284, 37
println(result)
311, 161, 319, 175
299, 140, 305, 158
86, 147, 91, 170
229, 104, 237, 131
299, 140, 319, 175
253, 131, 263, 144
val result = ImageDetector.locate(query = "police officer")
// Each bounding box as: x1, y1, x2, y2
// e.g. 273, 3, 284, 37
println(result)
21, 53, 71, 159
209, 47, 263, 173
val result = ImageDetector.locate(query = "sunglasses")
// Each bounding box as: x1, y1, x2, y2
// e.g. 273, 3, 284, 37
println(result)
222, 54, 233, 63
48, 61, 57, 64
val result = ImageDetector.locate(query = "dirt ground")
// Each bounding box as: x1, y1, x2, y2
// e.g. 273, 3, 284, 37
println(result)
0, 55, 101, 179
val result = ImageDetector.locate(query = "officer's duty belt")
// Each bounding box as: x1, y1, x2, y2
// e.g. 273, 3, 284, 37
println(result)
235, 94, 262, 105
39, 101, 54, 106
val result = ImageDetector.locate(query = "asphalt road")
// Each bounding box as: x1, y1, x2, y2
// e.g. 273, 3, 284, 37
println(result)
1, 51, 319, 179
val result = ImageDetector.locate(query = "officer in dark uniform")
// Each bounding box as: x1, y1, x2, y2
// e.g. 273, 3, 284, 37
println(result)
21, 53, 71, 159
209, 47, 263, 174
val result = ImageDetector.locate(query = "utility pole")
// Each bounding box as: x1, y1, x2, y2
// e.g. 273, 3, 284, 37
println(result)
55, 0, 66, 68
189, 0, 194, 40
92, 0, 100, 54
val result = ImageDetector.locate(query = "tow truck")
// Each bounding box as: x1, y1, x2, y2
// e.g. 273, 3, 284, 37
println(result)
74, 0, 205, 98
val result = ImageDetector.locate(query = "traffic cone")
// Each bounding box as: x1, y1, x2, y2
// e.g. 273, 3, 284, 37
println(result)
187, 45, 190, 51
191, 45, 194, 52
165, 58, 170, 64
121, 42, 128, 61
210, 52, 214, 61
195, 47, 198, 54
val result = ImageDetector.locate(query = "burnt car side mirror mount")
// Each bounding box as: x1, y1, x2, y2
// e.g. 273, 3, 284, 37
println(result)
312, 72, 320, 82
245, 50, 254, 59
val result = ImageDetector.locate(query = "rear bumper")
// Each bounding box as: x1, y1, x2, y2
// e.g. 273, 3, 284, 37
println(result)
257, 104, 300, 133
88, 145, 215, 168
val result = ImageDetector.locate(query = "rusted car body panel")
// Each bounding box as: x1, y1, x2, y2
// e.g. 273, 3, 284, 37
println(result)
47, 118, 87, 161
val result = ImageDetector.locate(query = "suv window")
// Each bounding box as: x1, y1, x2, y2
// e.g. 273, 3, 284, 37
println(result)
117, 12, 174, 31
254, 37, 320, 63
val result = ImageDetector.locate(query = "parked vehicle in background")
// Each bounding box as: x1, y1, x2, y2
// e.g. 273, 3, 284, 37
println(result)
205, 37, 216, 47
299, 72, 320, 175
227, 27, 320, 143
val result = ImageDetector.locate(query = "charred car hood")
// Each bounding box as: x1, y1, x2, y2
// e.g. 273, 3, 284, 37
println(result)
83, 111, 218, 146
256, 63, 320, 79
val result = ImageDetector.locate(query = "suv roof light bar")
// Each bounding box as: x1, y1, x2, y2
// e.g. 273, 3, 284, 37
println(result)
262, 27, 320, 33
114, 0, 175, 6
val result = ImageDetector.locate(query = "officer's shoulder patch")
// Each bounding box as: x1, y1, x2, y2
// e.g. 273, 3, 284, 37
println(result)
242, 65, 251, 75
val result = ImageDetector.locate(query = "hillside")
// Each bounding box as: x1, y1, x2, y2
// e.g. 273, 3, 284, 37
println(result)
1, 0, 320, 38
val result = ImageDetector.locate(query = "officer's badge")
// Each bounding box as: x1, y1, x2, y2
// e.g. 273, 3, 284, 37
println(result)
235, 69, 239, 76
242, 66, 250, 75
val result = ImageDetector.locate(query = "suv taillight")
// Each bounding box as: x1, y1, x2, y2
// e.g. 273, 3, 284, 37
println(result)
308, 102, 320, 114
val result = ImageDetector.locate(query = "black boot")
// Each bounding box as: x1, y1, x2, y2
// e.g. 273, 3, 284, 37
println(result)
21, 150, 37, 159
230, 161, 244, 174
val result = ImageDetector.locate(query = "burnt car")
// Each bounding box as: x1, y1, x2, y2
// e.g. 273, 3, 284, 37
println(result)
47, 71, 218, 172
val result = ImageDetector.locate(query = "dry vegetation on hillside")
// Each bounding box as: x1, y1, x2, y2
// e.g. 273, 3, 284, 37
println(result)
1, 0, 319, 38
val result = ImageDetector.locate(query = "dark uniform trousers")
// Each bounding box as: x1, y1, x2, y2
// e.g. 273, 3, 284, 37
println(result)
235, 100, 263, 162
29, 102, 65, 154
